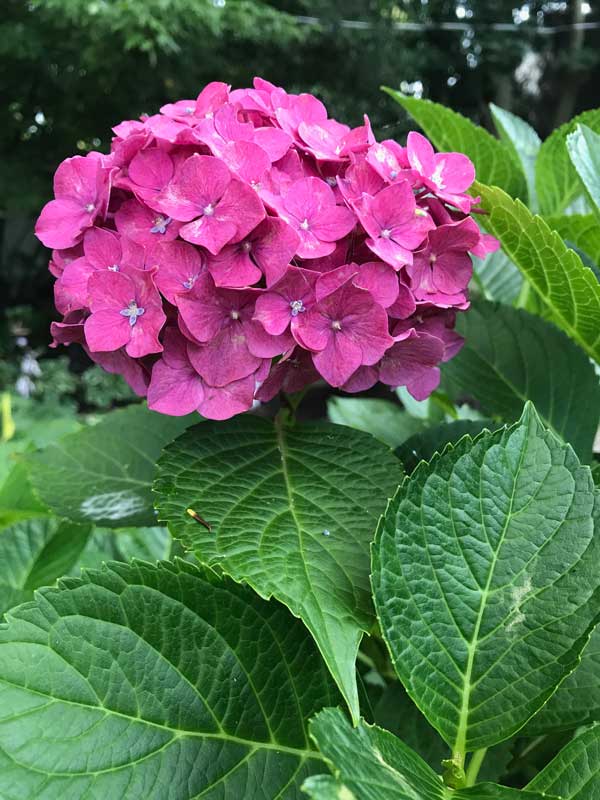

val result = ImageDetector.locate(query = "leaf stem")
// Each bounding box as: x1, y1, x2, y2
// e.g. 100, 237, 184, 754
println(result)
465, 747, 487, 787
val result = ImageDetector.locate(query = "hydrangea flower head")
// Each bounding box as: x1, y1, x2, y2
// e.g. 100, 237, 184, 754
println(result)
37, 78, 497, 420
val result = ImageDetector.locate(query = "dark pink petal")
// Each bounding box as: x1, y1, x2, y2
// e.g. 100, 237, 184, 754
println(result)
180, 214, 237, 254
220, 141, 270, 184
88, 269, 133, 311
310, 205, 356, 242
432, 250, 473, 294
55, 257, 94, 312
177, 274, 225, 341
338, 157, 385, 207
378, 330, 445, 388
255, 348, 319, 402
354, 262, 399, 308
283, 176, 334, 224
341, 365, 378, 393
50, 315, 86, 347
207, 244, 262, 288
187, 326, 261, 386
388, 281, 417, 319
312, 333, 363, 387
254, 266, 316, 335
315, 265, 358, 301
198, 374, 255, 420
406, 367, 441, 401
245, 320, 293, 357
147, 358, 204, 415
151, 240, 205, 304
129, 149, 174, 192
366, 235, 413, 269
433, 152, 475, 194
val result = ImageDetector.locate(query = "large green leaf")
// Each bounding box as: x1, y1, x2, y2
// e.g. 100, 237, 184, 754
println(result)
302, 708, 548, 800
545, 214, 600, 267
372, 404, 600, 755
567, 124, 600, 220
0, 517, 90, 615
536, 108, 600, 215
527, 725, 600, 799
327, 397, 422, 448
154, 415, 402, 721
442, 300, 600, 461
475, 182, 600, 364
383, 90, 527, 200
472, 246, 523, 305
396, 419, 496, 475
490, 104, 541, 212
0, 560, 338, 798
27, 404, 194, 528
525, 625, 600, 735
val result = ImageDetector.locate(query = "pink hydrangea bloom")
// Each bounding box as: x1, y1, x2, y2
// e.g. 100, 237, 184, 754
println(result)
37, 78, 496, 420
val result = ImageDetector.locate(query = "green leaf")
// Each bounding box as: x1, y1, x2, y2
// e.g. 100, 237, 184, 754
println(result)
536, 108, 600, 215
474, 182, 600, 364
154, 415, 403, 721
490, 104, 541, 212
0, 560, 338, 798
0, 462, 47, 527
525, 625, 600, 735
442, 300, 600, 461
303, 708, 547, 800
396, 420, 496, 475
0, 517, 90, 615
472, 246, 524, 305
27, 404, 194, 528
567, 124, 600, 220
372, 404, 600, 754
327, 397, 422, 448
527, 724, 600, 799
383, 89, 527, 200
545, 214, 600, 268
73, 525, 172, 570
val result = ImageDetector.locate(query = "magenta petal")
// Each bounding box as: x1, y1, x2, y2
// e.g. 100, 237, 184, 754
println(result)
378, 331, 445, 387
251, 218, 299, 286
180, 215, 237, 255
220, 141, 270, 184
244, 319, 293, 357
217, 178, 266, 243
147, 359, 204, 416
207, 245, 262, 288
406, 131, 436, 175
157, 154, 231, 221
253, 292, 292, 336
177, 275, 225, 341
310, 205, 356, 242
341, 365, 378, 393
253, 127, 293, 162
88, 269, 133, 311
85, 310, 131, 352
83, 227, 122, 269
406, 367, 441, 401
152, 240, 205, 304
129, 149, 174, 191
55, 258, 94, 312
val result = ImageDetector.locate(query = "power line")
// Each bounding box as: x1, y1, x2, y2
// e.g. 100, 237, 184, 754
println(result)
293, 15, 600, 34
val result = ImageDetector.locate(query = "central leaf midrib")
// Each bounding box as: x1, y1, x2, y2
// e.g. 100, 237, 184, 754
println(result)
451, 434, 528, 758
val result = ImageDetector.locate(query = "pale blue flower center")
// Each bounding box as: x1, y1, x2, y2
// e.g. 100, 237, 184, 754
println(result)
183, 274, 199, 290
120, 300, 145, 327
150, 215, 172, 234
290, 299, 305, 317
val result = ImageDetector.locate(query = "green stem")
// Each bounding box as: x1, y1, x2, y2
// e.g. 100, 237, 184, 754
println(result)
465, 747, 488, 787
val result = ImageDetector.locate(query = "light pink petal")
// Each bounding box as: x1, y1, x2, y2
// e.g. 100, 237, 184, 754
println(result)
366, 235, 413, 269
157, 154, 231, 221
354, 261, 399, 307
433, 152, 475, 193
406, 131, 436, 176
251, 218, 299, 286
311, 205, 356, 242
220, 141, 270, 184
129, 149, 174, 190
179, 215, 237, 255
83, 227, 122, 269
147, 359, 204, 416
216, 178, 266, 243
214, 103, 254, 142
85, 309, 131, 352
253, 127, 293, 162
296, 230, 336, 260
292, 307, 331, 353
115, 199, 181, 247
87, 269, 133, 311
35, 198, 92, 249
195, 81, 231, 117
253, 292, 292, 336
283, 177, 335, 223
53, 155, 101, 203
245, 320, 293, 358
55, 258, 94, 312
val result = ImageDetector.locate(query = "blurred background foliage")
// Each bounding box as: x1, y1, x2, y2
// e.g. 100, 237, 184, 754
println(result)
1, 0, 600, 399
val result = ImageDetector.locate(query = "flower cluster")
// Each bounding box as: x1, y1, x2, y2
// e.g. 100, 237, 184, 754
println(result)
37, 78, 498, 420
